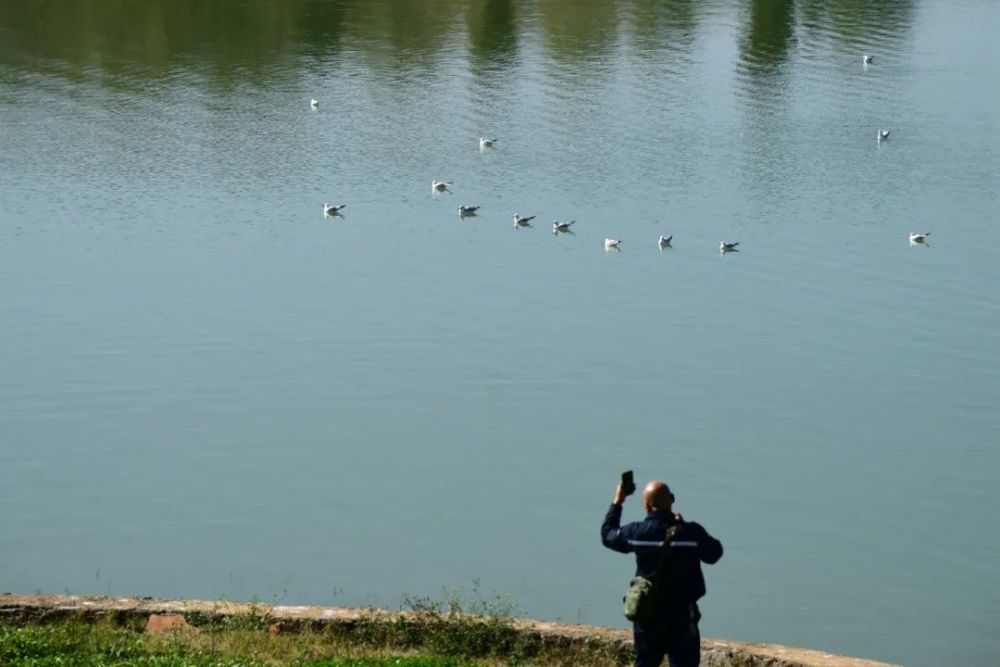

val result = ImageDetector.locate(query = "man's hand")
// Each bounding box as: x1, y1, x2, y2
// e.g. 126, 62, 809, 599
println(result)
613, 483, 627, 506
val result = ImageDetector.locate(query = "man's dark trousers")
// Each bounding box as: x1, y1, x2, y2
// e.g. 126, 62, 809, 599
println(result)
633, 605, 700, 667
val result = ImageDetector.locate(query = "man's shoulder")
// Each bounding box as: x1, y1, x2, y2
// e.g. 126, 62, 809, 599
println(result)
623, 515, 672, 539
675, 520, 717, 542
676, 520, 706, 533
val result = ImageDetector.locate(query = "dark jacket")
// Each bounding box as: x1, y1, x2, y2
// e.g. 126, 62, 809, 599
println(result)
601, 504, 723, 610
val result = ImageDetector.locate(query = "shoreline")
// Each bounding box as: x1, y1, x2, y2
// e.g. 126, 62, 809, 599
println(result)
0, 593, 898, 667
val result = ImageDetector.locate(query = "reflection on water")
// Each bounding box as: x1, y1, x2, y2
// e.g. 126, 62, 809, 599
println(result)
0, 0, 917, 80
467, 0, 517, 66
539, 0, 619, 59
735, 0, 796, 218
740, 0, 796, 70
0, 1, 322, 74
816, 0, 917, 49
628, 0, 702, 55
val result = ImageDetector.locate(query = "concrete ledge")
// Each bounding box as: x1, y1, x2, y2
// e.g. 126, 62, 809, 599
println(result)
0, 594, 898, 667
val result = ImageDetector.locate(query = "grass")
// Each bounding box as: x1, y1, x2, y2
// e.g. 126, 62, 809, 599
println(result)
0, 586, 631, 666
0, 623, 487, 667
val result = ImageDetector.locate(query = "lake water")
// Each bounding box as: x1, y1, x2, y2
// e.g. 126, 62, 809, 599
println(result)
1, 1, 998, 665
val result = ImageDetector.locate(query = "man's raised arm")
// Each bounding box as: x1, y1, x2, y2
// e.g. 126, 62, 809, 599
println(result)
601, 483, 633, 553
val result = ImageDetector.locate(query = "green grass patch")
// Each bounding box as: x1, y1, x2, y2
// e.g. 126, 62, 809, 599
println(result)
0, 624, 487, 667
0, 585, 631, 666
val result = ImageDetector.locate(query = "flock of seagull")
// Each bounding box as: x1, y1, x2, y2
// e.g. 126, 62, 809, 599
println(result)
322, 166, 749, 254
313, 53, 932, 253
321, 189, 710, 253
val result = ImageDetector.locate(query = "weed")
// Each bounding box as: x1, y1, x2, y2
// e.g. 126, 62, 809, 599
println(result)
0, 586, 632, 667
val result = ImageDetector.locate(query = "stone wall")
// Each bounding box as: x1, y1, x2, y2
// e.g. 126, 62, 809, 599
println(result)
0, 594, 898, 667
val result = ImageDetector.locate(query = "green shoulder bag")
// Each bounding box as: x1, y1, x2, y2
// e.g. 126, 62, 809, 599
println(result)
622, 525, 679, 626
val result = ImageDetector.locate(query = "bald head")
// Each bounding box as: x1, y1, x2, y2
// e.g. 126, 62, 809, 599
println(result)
643, 481, 674, 513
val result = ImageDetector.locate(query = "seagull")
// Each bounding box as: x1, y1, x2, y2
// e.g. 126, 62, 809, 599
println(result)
552, 220, 575, 234
720, 241, 739, 253
310, 98, 319, 108
479, 137, 497, 149
604, 238, 622, 251
863, 54, 874, 66
658, 235, 673, 250
513, 213, 535, 228
908, 232, 931, 244
323, 203, 346, 217
878, 129, 891, 143
458, 205, 480, 217
432, 180, 453, 192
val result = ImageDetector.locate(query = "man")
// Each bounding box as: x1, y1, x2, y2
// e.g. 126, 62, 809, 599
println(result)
601, 479, 723, 667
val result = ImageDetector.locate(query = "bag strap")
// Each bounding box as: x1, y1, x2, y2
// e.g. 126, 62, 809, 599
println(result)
652, 524, 680, 581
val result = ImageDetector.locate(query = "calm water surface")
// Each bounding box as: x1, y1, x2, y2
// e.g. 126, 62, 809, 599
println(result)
1, 2, 999, 665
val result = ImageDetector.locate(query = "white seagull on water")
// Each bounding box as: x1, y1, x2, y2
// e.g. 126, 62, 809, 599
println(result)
863, 54, 874, 66
552, 220, 575, 234
323, 203, 346, 217
310, 98, 319, 108
720, 241, 739, 253
432, 180, 453, 192
878, 129, 891, 143
458, 205, 480, 217
513, 213, 535, 228
479, 137, 497, 150
908, 232, 931, 244
604, 238, 622, 251
658, 235, 673, 250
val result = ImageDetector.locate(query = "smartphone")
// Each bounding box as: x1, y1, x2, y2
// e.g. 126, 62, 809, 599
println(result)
621, 470, 636, 497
